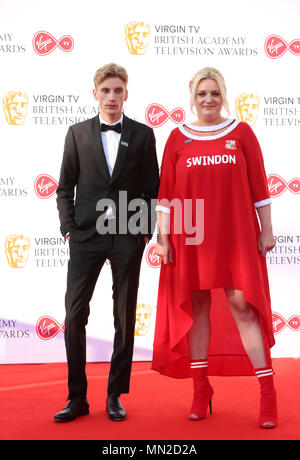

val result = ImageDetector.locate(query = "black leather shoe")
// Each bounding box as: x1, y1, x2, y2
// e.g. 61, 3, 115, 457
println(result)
106, 394, 127, 421
54, 398, 89, 422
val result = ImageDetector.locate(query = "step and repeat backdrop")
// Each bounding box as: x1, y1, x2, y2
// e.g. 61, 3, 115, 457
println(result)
0, 0, 299, 363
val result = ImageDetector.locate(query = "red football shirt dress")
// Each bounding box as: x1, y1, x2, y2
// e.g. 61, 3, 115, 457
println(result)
152, 119, 275, 378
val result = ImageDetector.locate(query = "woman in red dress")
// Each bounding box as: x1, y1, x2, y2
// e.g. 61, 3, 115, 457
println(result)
152, 67, 277, 428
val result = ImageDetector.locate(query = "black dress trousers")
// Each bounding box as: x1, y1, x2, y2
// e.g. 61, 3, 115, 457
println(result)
64, 233, 145, 400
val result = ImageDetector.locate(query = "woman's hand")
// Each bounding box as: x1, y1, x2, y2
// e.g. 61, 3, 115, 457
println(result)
258, 230, 275, 256
155, 240, 173, 265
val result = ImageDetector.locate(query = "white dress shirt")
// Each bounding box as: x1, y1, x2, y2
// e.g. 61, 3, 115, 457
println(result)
99, 113, 123, 218
99, 113, 123, 176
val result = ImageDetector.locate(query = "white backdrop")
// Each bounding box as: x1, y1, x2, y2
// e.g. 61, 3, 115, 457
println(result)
0, 0, 299, 364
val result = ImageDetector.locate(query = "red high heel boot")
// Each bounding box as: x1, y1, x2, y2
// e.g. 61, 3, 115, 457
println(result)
188, 360, 214, 421
256, 367, 278, 429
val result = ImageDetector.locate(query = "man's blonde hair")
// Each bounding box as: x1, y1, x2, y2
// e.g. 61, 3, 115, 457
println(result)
94, 63, 128, 88
189, 67, 229, 115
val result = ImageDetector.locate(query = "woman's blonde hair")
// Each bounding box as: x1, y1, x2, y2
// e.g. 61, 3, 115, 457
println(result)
189, 67, 229, 115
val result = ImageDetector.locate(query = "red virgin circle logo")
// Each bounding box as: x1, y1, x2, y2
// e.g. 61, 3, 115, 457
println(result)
34, 174, 58, 199
272, 312, 300, 334
145, 244, 161, 268
36, 316, 65, 340
145, 103, 185, 128
267, 174, 300, 197
33, 31, 74, 56
265, 35, 300, 59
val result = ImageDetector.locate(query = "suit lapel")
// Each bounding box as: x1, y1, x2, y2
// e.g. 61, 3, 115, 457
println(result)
91, 115, 110, 182
110, 114, 132, 184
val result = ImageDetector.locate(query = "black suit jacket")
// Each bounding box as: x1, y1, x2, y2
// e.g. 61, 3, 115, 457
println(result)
56, 114, 159, 241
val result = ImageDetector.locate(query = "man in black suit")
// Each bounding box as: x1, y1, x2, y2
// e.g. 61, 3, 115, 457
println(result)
54, 63, 159, 422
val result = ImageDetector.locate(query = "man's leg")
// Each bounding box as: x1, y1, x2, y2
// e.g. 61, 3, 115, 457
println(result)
107, 236, 145, 396
64, 237, 108, 400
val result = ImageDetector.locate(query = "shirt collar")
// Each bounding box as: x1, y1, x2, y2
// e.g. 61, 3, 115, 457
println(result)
99, 113, 123, 126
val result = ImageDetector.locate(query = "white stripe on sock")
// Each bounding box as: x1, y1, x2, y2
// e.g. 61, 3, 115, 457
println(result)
190, 361, 208, 368
256, 369, 273, 378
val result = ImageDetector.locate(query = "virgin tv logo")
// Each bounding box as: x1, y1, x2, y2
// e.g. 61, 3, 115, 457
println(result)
272, 312, 300, 334
145, 244, 161, 268
36, 316, 65, 340
145, 103, 185, 128
33, 31, 74, 56
34, 174, 58, 199
267, 174, 300, 197
265, 35, 300, 59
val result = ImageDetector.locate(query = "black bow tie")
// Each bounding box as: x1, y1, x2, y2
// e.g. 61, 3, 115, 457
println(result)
101, 122, 122, 133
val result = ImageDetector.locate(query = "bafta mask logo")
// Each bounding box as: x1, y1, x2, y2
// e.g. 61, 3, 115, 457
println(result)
235, 93, 260, 126
5, 234, 30, 268
125, 21, 151, 55
135, 303, 152, 336
3, 91, 29, 125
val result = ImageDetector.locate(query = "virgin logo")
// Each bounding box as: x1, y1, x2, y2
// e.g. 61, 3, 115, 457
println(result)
33, 31, 74, 56
145, 103, 185, 128
267, 174, 300, 197
272, 312, 300, 334
36, 316, 65, 340
145, 244, 161, 268
34, 174, 58, 199
265, 35, 300, 59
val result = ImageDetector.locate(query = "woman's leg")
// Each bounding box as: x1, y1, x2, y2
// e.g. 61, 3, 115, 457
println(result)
225, 289, 267, 369
188, 290, 211, 360
225, 289, 277, 428
187, 290, 213, 420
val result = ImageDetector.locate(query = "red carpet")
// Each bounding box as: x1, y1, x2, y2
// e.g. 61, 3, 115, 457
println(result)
0, 358, 299, 441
